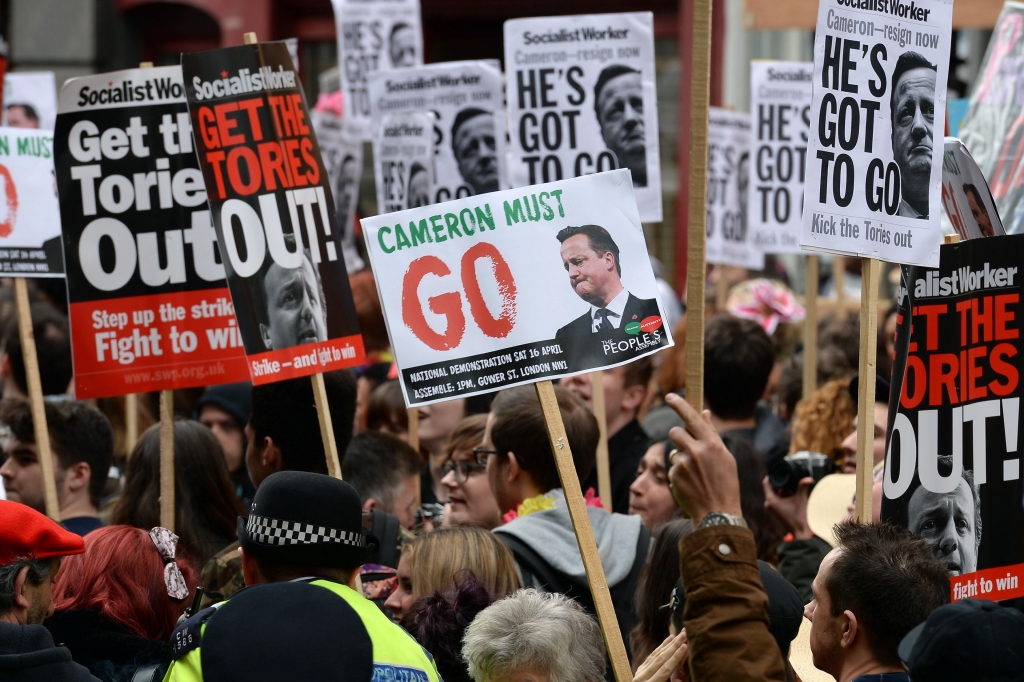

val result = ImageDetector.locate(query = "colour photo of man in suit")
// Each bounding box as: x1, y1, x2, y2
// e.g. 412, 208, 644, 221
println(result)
555, 224, 663, 371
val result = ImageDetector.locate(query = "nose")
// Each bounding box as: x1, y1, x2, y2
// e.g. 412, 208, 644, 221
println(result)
804, 601, 815, 622
629, 476, 644, 497
841, 430, 857, 456
911, 106, 929, 138
936, 517, 959, 557
441, 468, 457, 488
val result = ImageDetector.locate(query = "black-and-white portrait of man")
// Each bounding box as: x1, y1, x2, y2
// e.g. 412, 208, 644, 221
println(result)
389, 22, 417, 68
407, 162, 431, 208
334, 153, 360, 235
252, 233, 328, 351
594, 65, 647, 187
906, 455, 981, 576
891, 51, 937, 220
451, 108, 499, 195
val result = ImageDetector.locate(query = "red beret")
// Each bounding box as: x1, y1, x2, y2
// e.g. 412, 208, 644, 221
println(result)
0, 500, 85, 565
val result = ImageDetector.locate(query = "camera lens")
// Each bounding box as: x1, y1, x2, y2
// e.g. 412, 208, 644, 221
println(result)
768, 458, 799, 494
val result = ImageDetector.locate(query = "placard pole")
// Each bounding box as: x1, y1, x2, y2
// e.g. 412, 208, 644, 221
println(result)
535, 380, 631, 682
408, 407, 420, 452
834, 256, 847, 320
159, 389, 175, 530
716, 266, 728, 314
803, 255, 819, 400
854, 257, 880, 523
312, 373, 342, 479
684, 0, 714, 412
590, 370, 613, 511
125, 393, 139, 455
14, 278, 59, 521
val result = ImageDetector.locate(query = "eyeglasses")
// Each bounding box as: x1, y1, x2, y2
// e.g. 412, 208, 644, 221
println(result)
441, 460, 488, 484
472, 447, 501, 459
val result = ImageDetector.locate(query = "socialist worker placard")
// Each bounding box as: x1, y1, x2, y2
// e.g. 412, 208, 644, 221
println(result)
361, 169, 673, 406
182, 42, 365, 384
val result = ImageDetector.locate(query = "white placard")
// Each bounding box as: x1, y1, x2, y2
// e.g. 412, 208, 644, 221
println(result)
801, 0, 953, 267
360, 169, 672, 406
940, 137, 1005, 240
749, 61, 813, 254
3, 72, 57, 130
0, 127, 63, 276
503, 12, 662, 222
331, 0, 423, 141
313, 109, 366, 271
369, 60, 507, 203
707, 108, 764, 269
373, 111, 434, 213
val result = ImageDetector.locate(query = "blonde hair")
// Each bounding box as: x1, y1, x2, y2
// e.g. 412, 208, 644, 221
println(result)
406, 527, 521, 599
789, 378, 855, 462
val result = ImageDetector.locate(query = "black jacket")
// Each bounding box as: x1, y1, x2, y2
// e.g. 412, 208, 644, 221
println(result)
582, 419, 650, 514
44, 610, 171, 682
555, 294, 664, 371
0, 621, 99, 682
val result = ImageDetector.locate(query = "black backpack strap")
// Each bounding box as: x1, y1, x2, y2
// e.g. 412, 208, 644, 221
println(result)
496, 533, 595, 612
368, 509, 401, 568
131, 663, 162, 682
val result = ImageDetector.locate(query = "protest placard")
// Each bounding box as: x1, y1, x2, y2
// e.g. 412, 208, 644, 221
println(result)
706, 108, 764, 270
0, 127, 63, 276
503, 13, 662, 223
750, 61, 812, 254
941, 138, 1005, 240
360, 169, 672, 406
3, 72, 56, 130
882, 234, 1024, 601
373, 111, 434, 213
331, 0, 423, 140
312, 109, 364, 272
181, 42, 366, 385
54, 67, 250, 398
801, 0, 954, 267
368, 60, 507, 202
959, 2, 1024, 234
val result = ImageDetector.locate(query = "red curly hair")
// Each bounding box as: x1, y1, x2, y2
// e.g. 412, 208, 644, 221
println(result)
52, 525, 199, 640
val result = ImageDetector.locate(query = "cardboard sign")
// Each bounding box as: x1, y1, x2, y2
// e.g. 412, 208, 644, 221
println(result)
331, 0, 423, 141
361, 169, 672, 406
373, 111, 434, 213
707, 108, 763, 270
749, 61, 812, 254
941, 138, 1005, 240
959, 2, 1024, 234
312, 109, 365, 272
54, 67, 250, 398
182, 42, 365, 384
801, 0, 954, 267
503, 13, 662, 223
3, 72, 56, 130
883, 235, 1024, 601
0, 127, 63, 277
368, 60, 507, 202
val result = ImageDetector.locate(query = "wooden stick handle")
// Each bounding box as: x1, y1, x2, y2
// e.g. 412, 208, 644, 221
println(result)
803, 255, 819, 400
534, 380, 631, 682
312, 373, 342, 479
834, 256, 847, 320
159, 389, 175, 530
854, 258, 880, 522
14, 278, 59, 521
408, 406, 420, 453
125, 393, 139, 456
590, 370, 612, 511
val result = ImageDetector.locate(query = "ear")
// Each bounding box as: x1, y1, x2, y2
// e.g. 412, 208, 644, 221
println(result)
12, 565, 30, 613
362, 498, 378, 512
0, 353, 11, 378
621, 383, 646, 412
239, 547, 260, 587
259, 324, 273, 351
840, 610, 859, 649
261, 437, 283, 474
64, 461, 91, 493
506, 451, 522, 484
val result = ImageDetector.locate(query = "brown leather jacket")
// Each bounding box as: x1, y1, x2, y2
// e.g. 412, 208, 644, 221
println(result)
679, 525, 787, 682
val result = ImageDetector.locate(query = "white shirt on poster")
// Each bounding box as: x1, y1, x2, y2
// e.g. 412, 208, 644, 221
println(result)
591, 288, 629, 332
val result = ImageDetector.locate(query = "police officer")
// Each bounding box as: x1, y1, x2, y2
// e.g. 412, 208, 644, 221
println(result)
163, 471, 441, 682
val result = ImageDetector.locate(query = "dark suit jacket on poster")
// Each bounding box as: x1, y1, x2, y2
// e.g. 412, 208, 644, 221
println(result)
555, 293, 664, 372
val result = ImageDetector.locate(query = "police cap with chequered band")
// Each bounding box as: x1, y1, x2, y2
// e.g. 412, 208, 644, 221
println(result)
237, 471, 374, 568
202, 581, 374, 682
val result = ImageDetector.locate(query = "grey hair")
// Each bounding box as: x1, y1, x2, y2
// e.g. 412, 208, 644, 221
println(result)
0, 558, 51, 615
462, 589, 606, 682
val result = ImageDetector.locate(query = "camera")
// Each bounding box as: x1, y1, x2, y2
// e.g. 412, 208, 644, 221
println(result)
415, 503, 445, 525
767, 451, 835, 494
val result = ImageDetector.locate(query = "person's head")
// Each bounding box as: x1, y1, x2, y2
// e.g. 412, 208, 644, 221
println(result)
419, 397, 468, 453
252, 233, 327, 351
112, 420, 242, 566
890, 52, 937, 206
2, 303, 73, 398
238, 471, 372, 587
451, 109, 498, 195
905, 456, 981, 576
385, 527, 520, 621
408, 162, 431, 208
0, 399, 113, 517
0, 500, 86, 625
556, 224, 623, 308
789, 378, 856, 465
628, 440, 680, 531
594, 65, 645, 185
963, 183, 995, 237
629, 519, 692, 665
723, 433, 785, 564
389, 22, 416, 67
246, 370, 357, 487
196, 382, 252, 478
343, 431, 422, 529
51, 525, 199, 640
703, 314, 774, 421
805, 522, 949, 680
441, 414, 502, 529
401, 576, 498, 682
6, 103, 40, 129
366, 379, 409, 438
485, 385, 599, 514
463, 588, 606, 682
840, 374, 890, 473
561, 358, 652, 437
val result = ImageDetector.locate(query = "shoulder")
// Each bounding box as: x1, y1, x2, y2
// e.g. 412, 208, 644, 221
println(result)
170, 606, 219, 661
200, 542, 243, 607
556, 311, 592, 338
625, 293, 661, 315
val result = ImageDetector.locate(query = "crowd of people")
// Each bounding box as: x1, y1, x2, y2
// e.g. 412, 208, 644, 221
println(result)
1, 270, 1022, 682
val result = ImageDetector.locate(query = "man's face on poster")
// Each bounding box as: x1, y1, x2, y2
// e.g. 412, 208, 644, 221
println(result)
390, 26, 417, 68
597, 72, 646, 182
335, 156, 359, 228
560, 233, 619, 307
738, 153, 750, 216
908, 478, 978, 576
454, 114, 498, 194
260, 255, 327, 350
892, 68, 936, 183
408, 169, 430, 208
7, 105, 39, 129
966, 190, 995, 237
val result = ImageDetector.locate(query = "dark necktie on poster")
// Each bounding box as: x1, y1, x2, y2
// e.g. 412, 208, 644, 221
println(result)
595, 308, 612, 332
